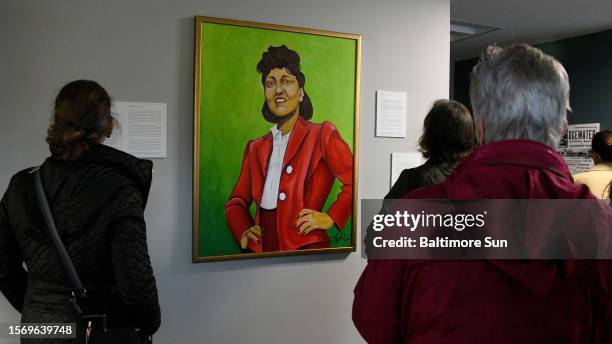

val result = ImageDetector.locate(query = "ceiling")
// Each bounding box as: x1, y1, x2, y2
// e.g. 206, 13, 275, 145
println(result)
450, 0, 612, 61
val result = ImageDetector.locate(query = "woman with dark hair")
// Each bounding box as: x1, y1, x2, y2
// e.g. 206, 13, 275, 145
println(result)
0, 80, 160, 343
574, 130, 612, 199
385, 99, 477, 199
225, 45, 353, 253
364, 99, 476, 257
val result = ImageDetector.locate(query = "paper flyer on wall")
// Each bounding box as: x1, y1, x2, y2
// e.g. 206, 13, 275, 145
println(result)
556, 123, 599, 174
376, 90, 408, 138
390, 152, 425, 188
106, 101, 167, 158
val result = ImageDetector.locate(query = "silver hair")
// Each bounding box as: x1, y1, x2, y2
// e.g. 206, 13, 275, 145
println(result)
469, 43, 570, 147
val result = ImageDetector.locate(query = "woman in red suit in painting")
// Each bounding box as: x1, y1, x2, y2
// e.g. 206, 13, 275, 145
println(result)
225, 45, 353, 253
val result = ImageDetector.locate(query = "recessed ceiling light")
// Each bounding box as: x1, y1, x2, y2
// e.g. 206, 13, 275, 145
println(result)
451, 20, 500, 42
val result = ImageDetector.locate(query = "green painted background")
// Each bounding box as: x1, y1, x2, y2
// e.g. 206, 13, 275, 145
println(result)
198, 22, 357, 257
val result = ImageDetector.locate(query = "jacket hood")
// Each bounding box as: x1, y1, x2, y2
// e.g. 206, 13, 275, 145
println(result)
444, 139, 591, 199
7, 143, 154, 246
409, 140, 611, 295
74, 144, 153, 205
487, 260, 576, 295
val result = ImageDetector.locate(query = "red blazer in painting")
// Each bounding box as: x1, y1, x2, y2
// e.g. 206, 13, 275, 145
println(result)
225, 116, 353, 252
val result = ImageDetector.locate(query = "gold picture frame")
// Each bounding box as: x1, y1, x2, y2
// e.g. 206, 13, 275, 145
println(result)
193, 16, 361, 262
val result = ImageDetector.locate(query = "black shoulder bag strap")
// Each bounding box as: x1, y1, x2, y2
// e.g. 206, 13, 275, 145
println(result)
33, 167, 87, 313
33, 167, 150, 344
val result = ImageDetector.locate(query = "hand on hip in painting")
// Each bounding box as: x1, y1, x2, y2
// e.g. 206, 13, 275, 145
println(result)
295, 209, 334, 235
240, 225, 262, 249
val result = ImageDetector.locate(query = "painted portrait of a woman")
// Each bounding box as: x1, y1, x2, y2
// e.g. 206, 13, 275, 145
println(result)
224, 45, 353, 253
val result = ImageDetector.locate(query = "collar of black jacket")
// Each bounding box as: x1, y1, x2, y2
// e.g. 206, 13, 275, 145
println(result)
52, 144, 153, 206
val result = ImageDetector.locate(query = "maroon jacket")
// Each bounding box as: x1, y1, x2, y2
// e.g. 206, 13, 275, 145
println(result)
353, 140, 612, 343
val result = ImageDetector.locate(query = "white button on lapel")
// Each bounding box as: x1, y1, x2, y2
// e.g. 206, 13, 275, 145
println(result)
279, 192, 286, 201
286, 165, 293, 174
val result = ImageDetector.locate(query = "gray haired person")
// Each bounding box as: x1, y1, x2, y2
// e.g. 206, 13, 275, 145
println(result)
470, 44, 570, 147
354, 44, 612, 343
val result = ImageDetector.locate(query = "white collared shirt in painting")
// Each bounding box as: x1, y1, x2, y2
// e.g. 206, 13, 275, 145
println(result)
260, 126, 292, 209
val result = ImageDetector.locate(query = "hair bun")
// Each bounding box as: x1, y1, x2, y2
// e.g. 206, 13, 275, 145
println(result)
46, 80, 111, 160
62, 124, 86, 144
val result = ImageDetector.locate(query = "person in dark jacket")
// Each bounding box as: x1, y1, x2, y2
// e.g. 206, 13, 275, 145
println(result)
354, 44, 612, 343
385, 99, 477, 199
0, 80, 161, 342
365, 100, 478, 257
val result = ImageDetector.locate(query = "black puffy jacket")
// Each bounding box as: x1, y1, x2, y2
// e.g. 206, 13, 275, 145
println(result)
363, 158, 460, 257
385, 158, 459, 199
0, 144, 161, 341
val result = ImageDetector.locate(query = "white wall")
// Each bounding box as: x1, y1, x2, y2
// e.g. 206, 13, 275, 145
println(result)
0, 0, 449, 343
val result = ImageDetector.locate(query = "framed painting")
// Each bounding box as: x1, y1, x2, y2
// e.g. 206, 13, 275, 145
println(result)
193, 16, 361, 262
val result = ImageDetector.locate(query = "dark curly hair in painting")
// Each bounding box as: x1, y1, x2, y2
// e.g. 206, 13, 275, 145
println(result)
46, 80, 113, 160
418, 99, 478, 161
256, 45, 313, 122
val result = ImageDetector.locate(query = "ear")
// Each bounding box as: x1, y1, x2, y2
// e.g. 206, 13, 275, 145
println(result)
298, 88, 304, 102
477, 117, 486, 144
592, 151, 601, 164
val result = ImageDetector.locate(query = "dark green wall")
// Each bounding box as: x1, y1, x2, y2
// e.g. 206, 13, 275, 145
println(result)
453, 30, 612, 130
